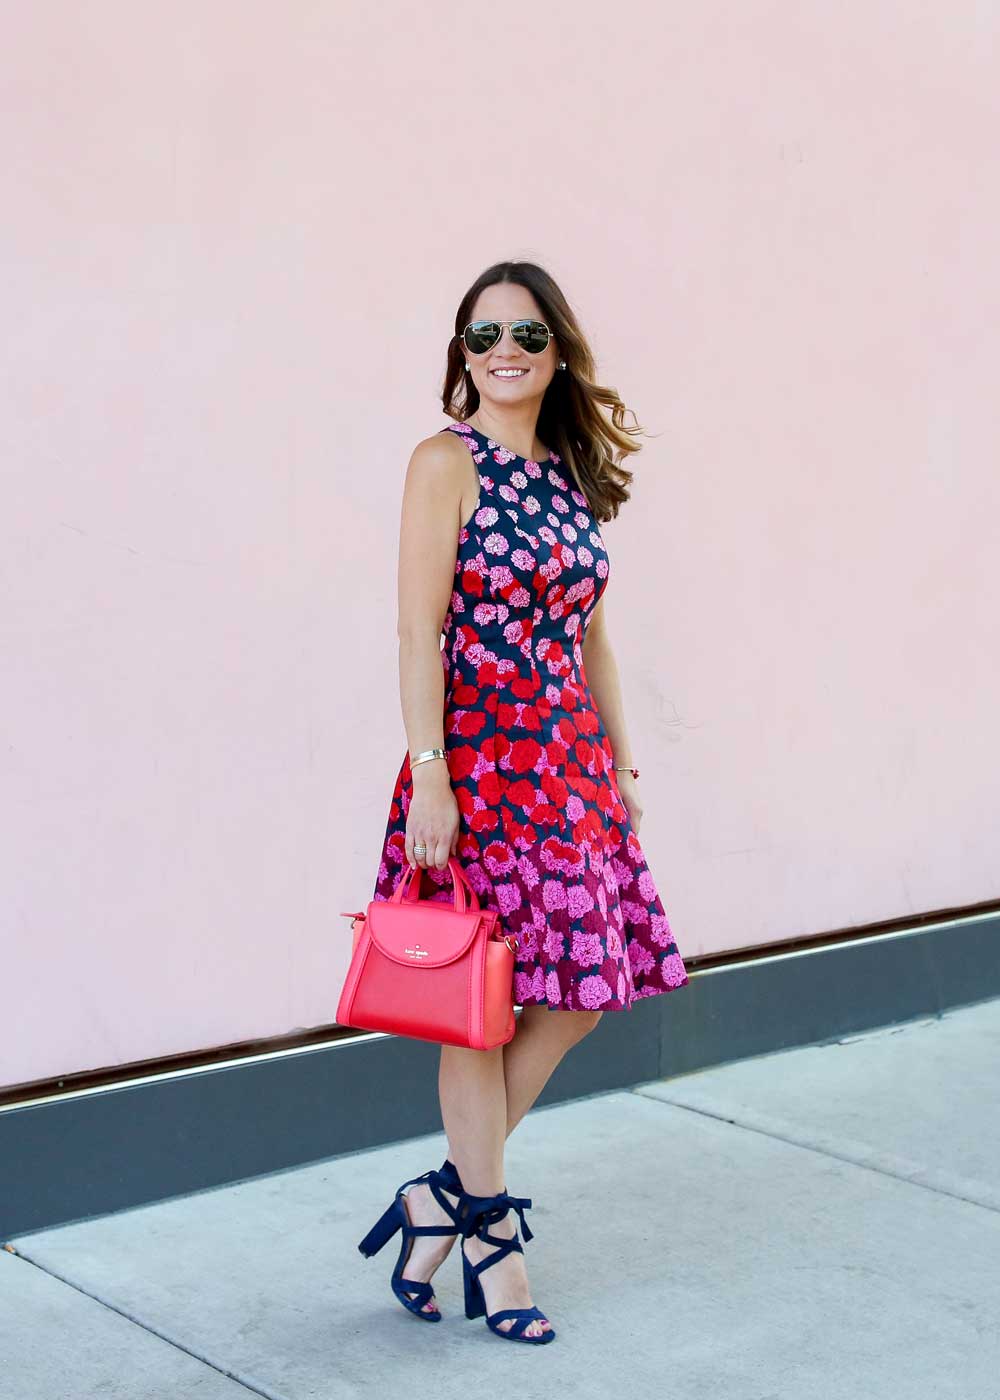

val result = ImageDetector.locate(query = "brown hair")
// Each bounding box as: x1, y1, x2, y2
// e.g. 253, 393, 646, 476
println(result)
441, 261, 645, 523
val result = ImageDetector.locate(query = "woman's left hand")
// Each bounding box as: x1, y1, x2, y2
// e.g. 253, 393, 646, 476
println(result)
615, 770, 643, 834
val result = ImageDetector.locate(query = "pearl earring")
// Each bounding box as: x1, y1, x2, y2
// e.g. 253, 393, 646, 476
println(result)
465, 362, 471, 371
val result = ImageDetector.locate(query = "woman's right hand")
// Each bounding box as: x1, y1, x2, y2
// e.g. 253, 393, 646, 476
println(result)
405, 763, 460, 870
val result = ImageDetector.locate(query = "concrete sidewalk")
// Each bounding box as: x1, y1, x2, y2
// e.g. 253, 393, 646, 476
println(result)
3, 997, 999, 1399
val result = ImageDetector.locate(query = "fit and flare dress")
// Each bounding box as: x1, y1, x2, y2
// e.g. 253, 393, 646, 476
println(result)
372, 420, 690, 1012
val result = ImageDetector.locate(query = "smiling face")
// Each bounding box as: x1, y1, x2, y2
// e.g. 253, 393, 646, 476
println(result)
464, 284, 559, 410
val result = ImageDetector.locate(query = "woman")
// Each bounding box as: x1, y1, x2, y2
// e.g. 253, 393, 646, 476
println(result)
358, 261, 690, 1345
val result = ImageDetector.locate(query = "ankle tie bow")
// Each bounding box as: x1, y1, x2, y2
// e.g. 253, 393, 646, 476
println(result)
457, 1190, 535, 1244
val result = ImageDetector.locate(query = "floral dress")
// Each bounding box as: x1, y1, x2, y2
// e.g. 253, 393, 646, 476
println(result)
371, 420, 690, 1012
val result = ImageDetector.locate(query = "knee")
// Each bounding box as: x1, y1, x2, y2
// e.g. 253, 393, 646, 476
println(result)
569, 1009, 604, 1041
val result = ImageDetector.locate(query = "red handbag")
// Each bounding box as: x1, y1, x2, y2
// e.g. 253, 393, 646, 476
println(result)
336, 856, 519, 1051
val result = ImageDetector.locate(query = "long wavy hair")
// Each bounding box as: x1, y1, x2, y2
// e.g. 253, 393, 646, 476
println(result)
441, 261, 645, 523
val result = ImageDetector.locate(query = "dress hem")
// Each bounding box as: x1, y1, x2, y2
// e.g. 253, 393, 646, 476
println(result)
514, 974, 691, 1014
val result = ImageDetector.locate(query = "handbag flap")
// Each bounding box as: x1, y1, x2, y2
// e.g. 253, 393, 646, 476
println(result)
366, 898, 489, 969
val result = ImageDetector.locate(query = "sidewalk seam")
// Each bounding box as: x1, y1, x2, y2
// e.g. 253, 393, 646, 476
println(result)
629, 1087, 1000, 1217
2, 1247, 291, 1400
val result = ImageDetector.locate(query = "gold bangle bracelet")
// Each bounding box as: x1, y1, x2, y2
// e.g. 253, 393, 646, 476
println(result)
410, 747, 447, 767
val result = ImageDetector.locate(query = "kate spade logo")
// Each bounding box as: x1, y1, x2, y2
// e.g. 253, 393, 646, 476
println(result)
404, 944, 430, 959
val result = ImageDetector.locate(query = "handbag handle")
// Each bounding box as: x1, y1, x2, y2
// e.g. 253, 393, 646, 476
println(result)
391, 856, 480, 913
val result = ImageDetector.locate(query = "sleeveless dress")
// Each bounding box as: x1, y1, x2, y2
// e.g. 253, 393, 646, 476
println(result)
371, 420, 690, 1012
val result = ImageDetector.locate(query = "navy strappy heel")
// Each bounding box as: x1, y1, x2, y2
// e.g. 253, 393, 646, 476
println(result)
457, 1189, 556, 1345
357, 1158, 464, 1321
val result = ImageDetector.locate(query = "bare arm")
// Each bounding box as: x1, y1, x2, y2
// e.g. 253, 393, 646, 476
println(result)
396, 435, 467, 870
582, 596, 644, 833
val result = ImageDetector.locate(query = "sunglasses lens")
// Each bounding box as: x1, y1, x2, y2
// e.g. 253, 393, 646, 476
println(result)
464, 321, 502, 354
510, 320, 551, 354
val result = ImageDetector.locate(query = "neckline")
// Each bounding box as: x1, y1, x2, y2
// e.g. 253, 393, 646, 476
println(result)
454, 420, 555, 468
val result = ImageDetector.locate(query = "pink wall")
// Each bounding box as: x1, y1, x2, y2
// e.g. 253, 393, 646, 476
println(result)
3, 3, 998, 1088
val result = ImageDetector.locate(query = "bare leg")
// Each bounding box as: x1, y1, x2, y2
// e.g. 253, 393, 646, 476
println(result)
502, 1005, 604, 1135
403, 1007, 603, 1334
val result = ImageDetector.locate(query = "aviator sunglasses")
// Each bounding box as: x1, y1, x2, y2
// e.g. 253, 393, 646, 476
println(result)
461, 319, 553, 356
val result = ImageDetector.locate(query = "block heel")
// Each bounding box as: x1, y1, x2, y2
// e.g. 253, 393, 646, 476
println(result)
357, 1199, 404, 1258
462, 1248, 486, 1319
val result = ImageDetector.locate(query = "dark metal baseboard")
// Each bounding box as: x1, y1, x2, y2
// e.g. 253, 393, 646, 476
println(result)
2, 911, 997, 1240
